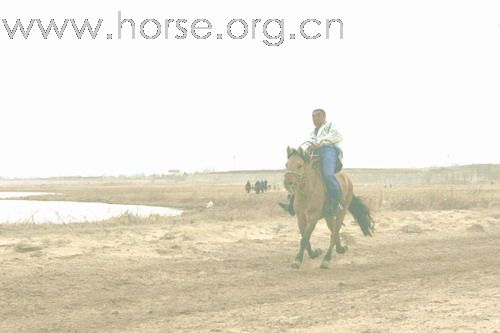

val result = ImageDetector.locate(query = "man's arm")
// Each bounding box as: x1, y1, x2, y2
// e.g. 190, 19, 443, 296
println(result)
318, 122, 342, 146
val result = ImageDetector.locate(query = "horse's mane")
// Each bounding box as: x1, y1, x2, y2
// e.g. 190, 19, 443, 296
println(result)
287, 147, 310, 163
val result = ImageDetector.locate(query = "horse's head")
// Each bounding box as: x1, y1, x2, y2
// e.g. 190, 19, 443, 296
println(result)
284, 147, 310, 193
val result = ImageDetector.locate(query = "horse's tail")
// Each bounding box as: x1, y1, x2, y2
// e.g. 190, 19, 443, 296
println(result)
348, 195, 375, 237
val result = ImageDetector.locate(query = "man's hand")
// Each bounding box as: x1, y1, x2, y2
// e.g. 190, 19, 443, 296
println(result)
310, 142, 321, 150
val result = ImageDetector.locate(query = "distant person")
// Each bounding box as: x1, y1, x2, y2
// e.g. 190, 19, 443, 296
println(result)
255, 180, 261, 194
245, 180, 251, 194
259, 180, 265, 193
279, 108, 343, 216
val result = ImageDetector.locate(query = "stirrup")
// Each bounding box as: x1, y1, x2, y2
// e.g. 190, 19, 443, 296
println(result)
278, 202, 295, 216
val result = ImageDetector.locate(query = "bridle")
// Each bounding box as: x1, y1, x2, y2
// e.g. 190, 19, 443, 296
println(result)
284, 154, 310, 193
285, 142, 320, 193
284, 170, 307, 194
284, 170, 307, 183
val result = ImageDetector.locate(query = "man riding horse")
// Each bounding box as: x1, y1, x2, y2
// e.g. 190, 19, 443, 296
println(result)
281, 110, 374, 269
280, 108, 343, 217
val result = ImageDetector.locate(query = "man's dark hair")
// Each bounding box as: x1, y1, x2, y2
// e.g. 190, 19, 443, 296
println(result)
312, 108, 326, 116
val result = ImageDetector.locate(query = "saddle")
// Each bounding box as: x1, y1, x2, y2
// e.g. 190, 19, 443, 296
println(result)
336, 147, 344, 173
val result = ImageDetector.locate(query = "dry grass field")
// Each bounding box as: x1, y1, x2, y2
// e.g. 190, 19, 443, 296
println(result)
1, 167, 500, 332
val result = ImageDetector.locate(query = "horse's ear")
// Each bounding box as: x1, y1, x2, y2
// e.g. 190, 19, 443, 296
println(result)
287, 146, 293, 157
298, 147, 309, 162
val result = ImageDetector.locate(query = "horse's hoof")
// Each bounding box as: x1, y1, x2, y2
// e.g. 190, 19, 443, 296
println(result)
320, 261, 330, 269
310, 249, 323, 259
336, 245, 348, 254
291, 260, 301, 269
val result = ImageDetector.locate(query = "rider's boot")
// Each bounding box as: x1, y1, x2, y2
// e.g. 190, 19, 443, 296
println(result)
324, 195, 343, 217
278, 194, 295, 216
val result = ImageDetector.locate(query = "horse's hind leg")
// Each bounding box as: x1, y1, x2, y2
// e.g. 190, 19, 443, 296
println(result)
335, 211, 348, 254
307, 242, 322, 259
320, 216, 337, 269
320, 214, 345, 269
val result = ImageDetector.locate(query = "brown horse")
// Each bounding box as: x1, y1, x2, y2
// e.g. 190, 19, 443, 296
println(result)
284, 147, 374, 269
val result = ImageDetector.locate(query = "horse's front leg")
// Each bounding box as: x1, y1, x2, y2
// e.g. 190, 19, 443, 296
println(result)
295, 215, 322, 260
292, 218, 318, 269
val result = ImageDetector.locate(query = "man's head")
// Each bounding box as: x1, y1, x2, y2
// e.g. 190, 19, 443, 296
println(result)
312, 109, 326, 128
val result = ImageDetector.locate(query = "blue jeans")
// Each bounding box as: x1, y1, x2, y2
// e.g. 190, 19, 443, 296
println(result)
318, 145, 341, 202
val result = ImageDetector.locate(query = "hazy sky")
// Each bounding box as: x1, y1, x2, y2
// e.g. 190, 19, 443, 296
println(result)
1, 1, 499, 178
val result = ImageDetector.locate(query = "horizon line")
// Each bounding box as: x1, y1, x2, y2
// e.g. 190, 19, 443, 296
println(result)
1, 163, 499, 181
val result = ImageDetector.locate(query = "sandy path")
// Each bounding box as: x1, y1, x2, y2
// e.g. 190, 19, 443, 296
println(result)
1, 209, 499, 332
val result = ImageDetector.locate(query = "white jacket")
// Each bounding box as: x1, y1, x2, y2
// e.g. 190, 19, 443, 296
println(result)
301, 121, 342, 148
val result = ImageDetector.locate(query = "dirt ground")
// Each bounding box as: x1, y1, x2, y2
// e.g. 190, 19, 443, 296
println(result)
1, 203, 500, 332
